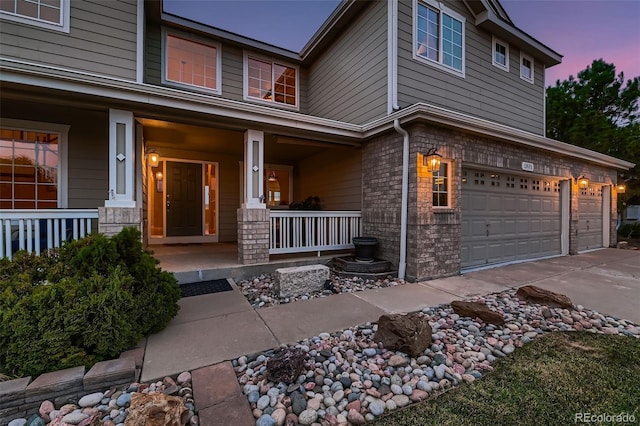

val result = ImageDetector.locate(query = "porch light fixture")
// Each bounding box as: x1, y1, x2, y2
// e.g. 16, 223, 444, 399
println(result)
423, 147, 442, 173
268, 171, 278, 182
576, 175, 589, 189
617, 184, 626, 194
155, 171, 163, 182
147, 148, 160, 168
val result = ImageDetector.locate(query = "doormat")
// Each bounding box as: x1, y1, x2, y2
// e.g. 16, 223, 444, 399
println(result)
180, 279, 233, 297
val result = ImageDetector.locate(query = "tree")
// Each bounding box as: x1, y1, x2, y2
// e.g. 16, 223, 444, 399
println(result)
546, 59, 640, 212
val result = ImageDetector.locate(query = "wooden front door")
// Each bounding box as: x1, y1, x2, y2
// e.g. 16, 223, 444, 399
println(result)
166, 161, 202, 237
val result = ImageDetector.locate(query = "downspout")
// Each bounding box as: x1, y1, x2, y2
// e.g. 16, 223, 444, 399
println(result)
388, 0, 408, 280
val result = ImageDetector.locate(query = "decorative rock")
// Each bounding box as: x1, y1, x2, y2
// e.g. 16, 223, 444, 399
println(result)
26, 415, 45, 426
271, 408, 287, 426
363, 348, 377, 357
373, 313, 432, 357
298, 409, 318, 425
39, 400, 54, 417
61, 412, 89, 424
347, 409, 366, 425
291, 392, 307, 415
451, 300, 505, 325
8, 420, 27, 426
388, 354, 409, 367
391, 394, 410, 407
78, 392, 104, 408
256, 414, 277, 426
266, 348, 306, 384
116, 393, 131, 407
177, 371, 192, 385
516, 285, 572, 308
275, 265, 330, 298
502, 345, 515, 354
257, 395, 270, 410
369, 400, 385, 416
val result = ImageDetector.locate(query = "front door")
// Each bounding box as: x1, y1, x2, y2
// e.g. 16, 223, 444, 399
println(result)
166, 161, 202, 236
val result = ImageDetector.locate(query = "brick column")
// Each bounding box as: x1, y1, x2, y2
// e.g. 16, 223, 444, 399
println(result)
98, 207, 142, 237
237, 208, 270, 264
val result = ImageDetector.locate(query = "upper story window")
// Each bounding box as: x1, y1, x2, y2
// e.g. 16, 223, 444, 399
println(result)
414, 0, 465, 77
0, 0, 70, 32
432, 161, 450, 208
244, 54, 299, 109
0, 125, 64, 209
520, 52, 534, 83
492, 36, 509, 71
163, 32, 221, 94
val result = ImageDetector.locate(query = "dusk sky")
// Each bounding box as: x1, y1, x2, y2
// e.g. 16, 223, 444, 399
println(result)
163, 0, 640, 87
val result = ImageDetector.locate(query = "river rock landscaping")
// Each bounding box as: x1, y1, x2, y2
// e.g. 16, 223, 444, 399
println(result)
232, 288, 640, 426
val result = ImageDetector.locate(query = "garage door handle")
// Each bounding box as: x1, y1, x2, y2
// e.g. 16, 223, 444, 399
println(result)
586, 220, 589, 230
486, 223, 490, 237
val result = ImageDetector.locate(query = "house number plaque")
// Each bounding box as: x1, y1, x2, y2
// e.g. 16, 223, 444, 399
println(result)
521, 161, 534, 171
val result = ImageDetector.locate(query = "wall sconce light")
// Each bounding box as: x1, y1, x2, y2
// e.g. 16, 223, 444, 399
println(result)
423, 147, 442, 173
576, 175, 589, 189
617, 184, 626, 193
147, 148, 160, 168
155, 171, 163, 182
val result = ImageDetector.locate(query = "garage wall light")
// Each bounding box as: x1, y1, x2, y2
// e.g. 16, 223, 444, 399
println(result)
423, 147, 442, 173
576, 175, 589, 189
617, 184, 626, 194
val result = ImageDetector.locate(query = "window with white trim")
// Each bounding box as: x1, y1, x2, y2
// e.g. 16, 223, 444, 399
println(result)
414, 0, 465, 76
244, 54, 298, 108
1, 127, 60, 209
164, 32, 221, 94
432, 161, 450, 207
0, 0, 69, 32
492, 37, 509, 71
520, 52, 534, 83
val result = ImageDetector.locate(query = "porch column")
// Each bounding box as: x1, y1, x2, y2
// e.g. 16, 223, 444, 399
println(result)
238, 129, 269, 264
99, 109, 141, 236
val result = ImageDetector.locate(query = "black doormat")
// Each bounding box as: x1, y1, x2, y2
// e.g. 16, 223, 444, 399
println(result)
180, 279, 233, 297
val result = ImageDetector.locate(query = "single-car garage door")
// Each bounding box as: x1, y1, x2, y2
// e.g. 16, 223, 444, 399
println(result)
461, 168, 562, 269
577, 185, 603, 251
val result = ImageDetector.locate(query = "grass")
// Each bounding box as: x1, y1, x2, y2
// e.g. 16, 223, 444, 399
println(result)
372, 332, 640, 426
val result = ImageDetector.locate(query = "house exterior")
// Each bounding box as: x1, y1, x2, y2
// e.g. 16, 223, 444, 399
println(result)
0, 0, 634, 281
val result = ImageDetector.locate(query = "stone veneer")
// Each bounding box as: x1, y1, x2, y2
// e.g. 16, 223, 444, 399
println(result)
362, 122, 619, 282
98, 207, 142, 236
237, 208, 270, 264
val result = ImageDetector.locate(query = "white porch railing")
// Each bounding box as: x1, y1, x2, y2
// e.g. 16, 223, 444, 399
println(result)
0, 209, 99, 260
269, 210, 361, 254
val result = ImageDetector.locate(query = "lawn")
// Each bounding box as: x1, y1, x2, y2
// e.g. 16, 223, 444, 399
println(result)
372, 332, 640, 426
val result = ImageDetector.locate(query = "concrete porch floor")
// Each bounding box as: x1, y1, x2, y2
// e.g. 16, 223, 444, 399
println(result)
149, 243, 350, 283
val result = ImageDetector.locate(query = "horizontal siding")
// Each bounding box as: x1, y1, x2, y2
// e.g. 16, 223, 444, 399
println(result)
306, 1, 388, 124
145, 25, 162, 85
221, 45, 244, 102
294, 146, 362, 211
396, 0, 545, 135
0, 0, 137, 80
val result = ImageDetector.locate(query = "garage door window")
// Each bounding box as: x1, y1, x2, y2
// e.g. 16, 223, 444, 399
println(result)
433, 162, 450, 207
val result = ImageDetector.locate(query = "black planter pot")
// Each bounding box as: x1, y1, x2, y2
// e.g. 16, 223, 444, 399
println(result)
352, 237, 378, 262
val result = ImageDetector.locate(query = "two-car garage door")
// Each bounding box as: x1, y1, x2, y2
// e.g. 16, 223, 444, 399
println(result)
461, 167, 606, 269
461, 168, 562, 268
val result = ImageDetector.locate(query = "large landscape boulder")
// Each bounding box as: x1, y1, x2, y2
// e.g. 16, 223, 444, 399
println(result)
373, 313, 432, 357
451, 300, 505, 325
125, 392, 188, 426
516, 285, 573, 309
275, 265, 330, 298
267, 348, 307, 384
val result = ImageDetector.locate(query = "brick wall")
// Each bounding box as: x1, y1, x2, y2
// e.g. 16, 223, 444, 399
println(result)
237, 208, 270, 264
98, 207, 142, 236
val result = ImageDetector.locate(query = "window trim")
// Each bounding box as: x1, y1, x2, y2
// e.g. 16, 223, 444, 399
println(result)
492, 36, 509, 72
412, 0, 466, 78
432, 160, 451, 208
0, 118, 69, 209
243, 52, 300, 110
0, 0, 70, 33
161, 28, 222, 95
520, 52, 535, 84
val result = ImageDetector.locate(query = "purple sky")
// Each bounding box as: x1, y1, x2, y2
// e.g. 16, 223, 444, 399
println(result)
163, 0, 640, 86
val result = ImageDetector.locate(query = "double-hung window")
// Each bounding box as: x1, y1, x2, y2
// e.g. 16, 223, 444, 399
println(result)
0, 0, 70, 32
520, 52, 534, 83
492, 36, 509, 71
164, 32, 221, 94
432, 162, 450, 208
414, 0, 465, 76
245, 54, 298, 109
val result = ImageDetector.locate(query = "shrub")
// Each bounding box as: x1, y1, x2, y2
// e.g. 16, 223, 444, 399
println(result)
618, 223, 640, 238
0, 227, 180, 377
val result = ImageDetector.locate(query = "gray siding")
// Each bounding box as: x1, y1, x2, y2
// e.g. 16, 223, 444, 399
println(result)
396, 0, 545, 135
145, 24, 162, 85
294, 146, 362, 210
0, 0, 137, 80
305, 1, 388, 124
221, 45, 245, 102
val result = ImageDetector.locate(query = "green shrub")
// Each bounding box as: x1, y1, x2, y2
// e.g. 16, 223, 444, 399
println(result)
618, 223, 640, 238
0, 227, 180, 377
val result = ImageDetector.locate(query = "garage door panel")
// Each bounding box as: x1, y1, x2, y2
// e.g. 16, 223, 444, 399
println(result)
462, 167, 562, 268
577, 187, 603, 251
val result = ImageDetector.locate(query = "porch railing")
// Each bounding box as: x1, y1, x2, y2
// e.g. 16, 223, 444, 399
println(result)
0, 209, 99, 260
269, 210, 361, 254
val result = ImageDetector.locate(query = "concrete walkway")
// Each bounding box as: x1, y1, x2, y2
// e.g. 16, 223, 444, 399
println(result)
140, 249, 640, 425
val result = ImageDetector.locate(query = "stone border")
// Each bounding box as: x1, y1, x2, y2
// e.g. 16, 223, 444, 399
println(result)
0, 348, 143, 424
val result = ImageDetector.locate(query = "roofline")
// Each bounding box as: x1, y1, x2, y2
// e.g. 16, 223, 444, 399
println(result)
1, 59, 633, 171
299, 0, 356, 60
